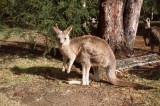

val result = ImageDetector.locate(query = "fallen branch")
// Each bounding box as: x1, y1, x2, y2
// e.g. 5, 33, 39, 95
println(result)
117, 53, 160, 70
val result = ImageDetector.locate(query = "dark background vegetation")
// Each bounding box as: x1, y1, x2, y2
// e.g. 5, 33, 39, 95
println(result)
0, 0, 160, 44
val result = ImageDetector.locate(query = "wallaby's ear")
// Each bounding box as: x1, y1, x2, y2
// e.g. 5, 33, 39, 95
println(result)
52, 26, 62, 35
64, 25, 73, 35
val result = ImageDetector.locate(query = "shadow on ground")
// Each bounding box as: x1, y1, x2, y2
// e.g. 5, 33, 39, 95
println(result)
133, 48, 160, 55
0, 42, 44, 58
10, 66, 81, 81
128, 65, 160, 80
0, 40, 65, 60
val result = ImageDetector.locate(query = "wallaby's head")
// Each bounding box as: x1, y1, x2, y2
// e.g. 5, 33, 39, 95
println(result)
52, 25, 73, 47
143, 17, 151, 28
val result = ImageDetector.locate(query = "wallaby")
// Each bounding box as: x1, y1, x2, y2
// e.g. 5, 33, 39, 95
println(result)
143, 17, 160, 52
52, 25, 153, 89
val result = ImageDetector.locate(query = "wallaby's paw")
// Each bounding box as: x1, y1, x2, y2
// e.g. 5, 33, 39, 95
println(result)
67, 69, 71, 74
62, 68, 66, 72
67, 71, 70, 74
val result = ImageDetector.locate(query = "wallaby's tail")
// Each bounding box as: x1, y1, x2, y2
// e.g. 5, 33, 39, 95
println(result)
109, 78, 155, 90
106, 67, 155, 90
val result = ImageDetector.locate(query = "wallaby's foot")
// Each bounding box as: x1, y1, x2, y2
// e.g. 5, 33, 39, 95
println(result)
82, 82, 89, 86
65, 80, 89, 86
82, 79, 90, 85
65, 80, 81, 85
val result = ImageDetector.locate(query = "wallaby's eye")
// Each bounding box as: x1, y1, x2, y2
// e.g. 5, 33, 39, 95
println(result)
57, 38, 60, 41
64, 38, 67, 40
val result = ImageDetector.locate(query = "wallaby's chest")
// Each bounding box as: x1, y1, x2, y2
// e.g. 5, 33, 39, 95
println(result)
59, 46, 75, 58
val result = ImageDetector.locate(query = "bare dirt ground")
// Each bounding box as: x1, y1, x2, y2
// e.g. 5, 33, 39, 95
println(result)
0, 34, 160, 106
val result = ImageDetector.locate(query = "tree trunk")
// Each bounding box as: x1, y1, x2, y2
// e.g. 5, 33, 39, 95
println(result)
123, 0, 143, 51
97, 0, 125, 50
97, 0, 143, 53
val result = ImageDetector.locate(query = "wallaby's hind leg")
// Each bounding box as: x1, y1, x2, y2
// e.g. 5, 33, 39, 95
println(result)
143, 35, 148, 46
151, 45, 154, 52
106, 66, 118, 85
91, 67, 100, 82
82, 65, 91, 85
145, 37, 150, 46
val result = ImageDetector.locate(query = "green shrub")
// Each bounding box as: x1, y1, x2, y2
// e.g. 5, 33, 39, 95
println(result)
0, 0, 99, 37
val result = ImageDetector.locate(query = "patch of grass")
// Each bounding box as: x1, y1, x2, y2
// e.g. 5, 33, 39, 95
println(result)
0, 54, 65, 105
0, 28, 24, 40
0, 93, 22, 106
0, 55, 62, 87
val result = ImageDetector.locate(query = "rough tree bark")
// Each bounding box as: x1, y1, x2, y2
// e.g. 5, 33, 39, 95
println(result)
97, 0, 143, 53
124, 0, 143, 51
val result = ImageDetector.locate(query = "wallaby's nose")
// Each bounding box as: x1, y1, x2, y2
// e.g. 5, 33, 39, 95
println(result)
59, 42, 63, 46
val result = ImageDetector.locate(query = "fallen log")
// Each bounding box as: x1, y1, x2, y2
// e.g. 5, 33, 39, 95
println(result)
117, 53, 160, 70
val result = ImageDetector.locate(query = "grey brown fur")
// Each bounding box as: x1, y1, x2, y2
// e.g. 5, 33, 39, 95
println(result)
143, 18, 160, 52
52, 25, 153, 89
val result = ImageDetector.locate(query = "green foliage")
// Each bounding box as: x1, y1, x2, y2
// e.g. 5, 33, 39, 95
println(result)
143, 0, 160, 16
0, 0, 99, 38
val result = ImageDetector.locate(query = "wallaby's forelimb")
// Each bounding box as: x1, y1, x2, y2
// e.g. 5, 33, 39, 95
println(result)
62, 57, 67, 72
67, 56, 76, 73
